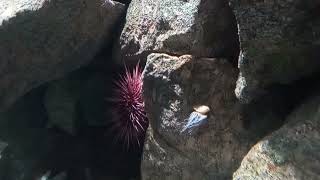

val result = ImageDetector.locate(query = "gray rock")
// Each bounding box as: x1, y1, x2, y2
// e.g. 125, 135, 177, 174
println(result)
38, 172, 67, 180
116, 0, 239, 65
230, 0, 320, 103
50, 172, 67, 180
44, 69, 109, 134
45, 79, 79, 135
0, 0, 125, 111
233, 95, 320, 180
0, 86, 49, 180
141, 53, 255, 179
0, 140, 7, 159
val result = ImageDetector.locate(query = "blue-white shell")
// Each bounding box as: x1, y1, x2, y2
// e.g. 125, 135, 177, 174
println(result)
102, 0, 115, 7
180, 111, 208, 134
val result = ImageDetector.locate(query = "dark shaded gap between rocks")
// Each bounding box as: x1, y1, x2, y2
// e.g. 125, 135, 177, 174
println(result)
193, 0, 240, 67
241, 70, 320, 140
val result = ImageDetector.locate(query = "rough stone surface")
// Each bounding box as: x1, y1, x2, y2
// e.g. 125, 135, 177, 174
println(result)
141, 53, 255, 179
116, 0, 239, 65
0, 140, 7, 159
0, 0, 125, 111
0, 86, 50, 180
39, 172, 67, 180
230, 0, 320, 103
50, 173, 67, 180
233, 95, 320, 180
45, 79, 80, 135
44, 68, 110, 135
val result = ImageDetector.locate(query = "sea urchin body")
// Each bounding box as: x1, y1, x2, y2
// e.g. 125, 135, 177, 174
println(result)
111, 64, 148, 148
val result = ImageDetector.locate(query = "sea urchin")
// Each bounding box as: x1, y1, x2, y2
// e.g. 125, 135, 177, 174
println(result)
111, 64, 148, 148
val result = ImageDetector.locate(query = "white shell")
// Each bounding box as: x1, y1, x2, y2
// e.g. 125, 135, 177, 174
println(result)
193, 105, 210, 115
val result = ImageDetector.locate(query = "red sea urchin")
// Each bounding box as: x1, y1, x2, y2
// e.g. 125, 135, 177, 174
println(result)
111, 64, 148, 148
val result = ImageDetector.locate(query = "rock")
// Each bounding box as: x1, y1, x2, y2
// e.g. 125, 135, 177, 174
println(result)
44, 79, 80, 135
0, 140, 7, 159
37, 171, 51, 180
44, 68, 109, 134
37, 172, 67, 180
0, 152, 38, 180
116, 0, 239, 65
0, 60, 139, 179
50, 172, 67, 180
78, 71, 110, 127
0, 0, 125, 111
141, 53, 255, 179
233, 95, 320, 180
0, 86, 50, 180
230, 0, 320, 103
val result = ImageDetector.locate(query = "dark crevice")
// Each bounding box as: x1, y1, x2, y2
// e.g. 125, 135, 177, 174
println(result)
0, 62, 145, 179
242, 70, 320, 138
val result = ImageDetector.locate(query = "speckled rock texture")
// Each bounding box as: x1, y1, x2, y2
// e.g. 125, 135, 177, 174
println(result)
115, 0, 239, 65
141, 53, 256, 179
233, 95, 320, 180
230, 0, 320, 103
0, 0, 125, 111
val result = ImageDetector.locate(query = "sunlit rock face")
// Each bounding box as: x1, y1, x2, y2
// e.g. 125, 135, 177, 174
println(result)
0, 0, 125, 111
234, 95, 320, 180
230, 0, 320, 103
141, 53, 258, 179
0, 0, 47, 25
114, 0, 239, 66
